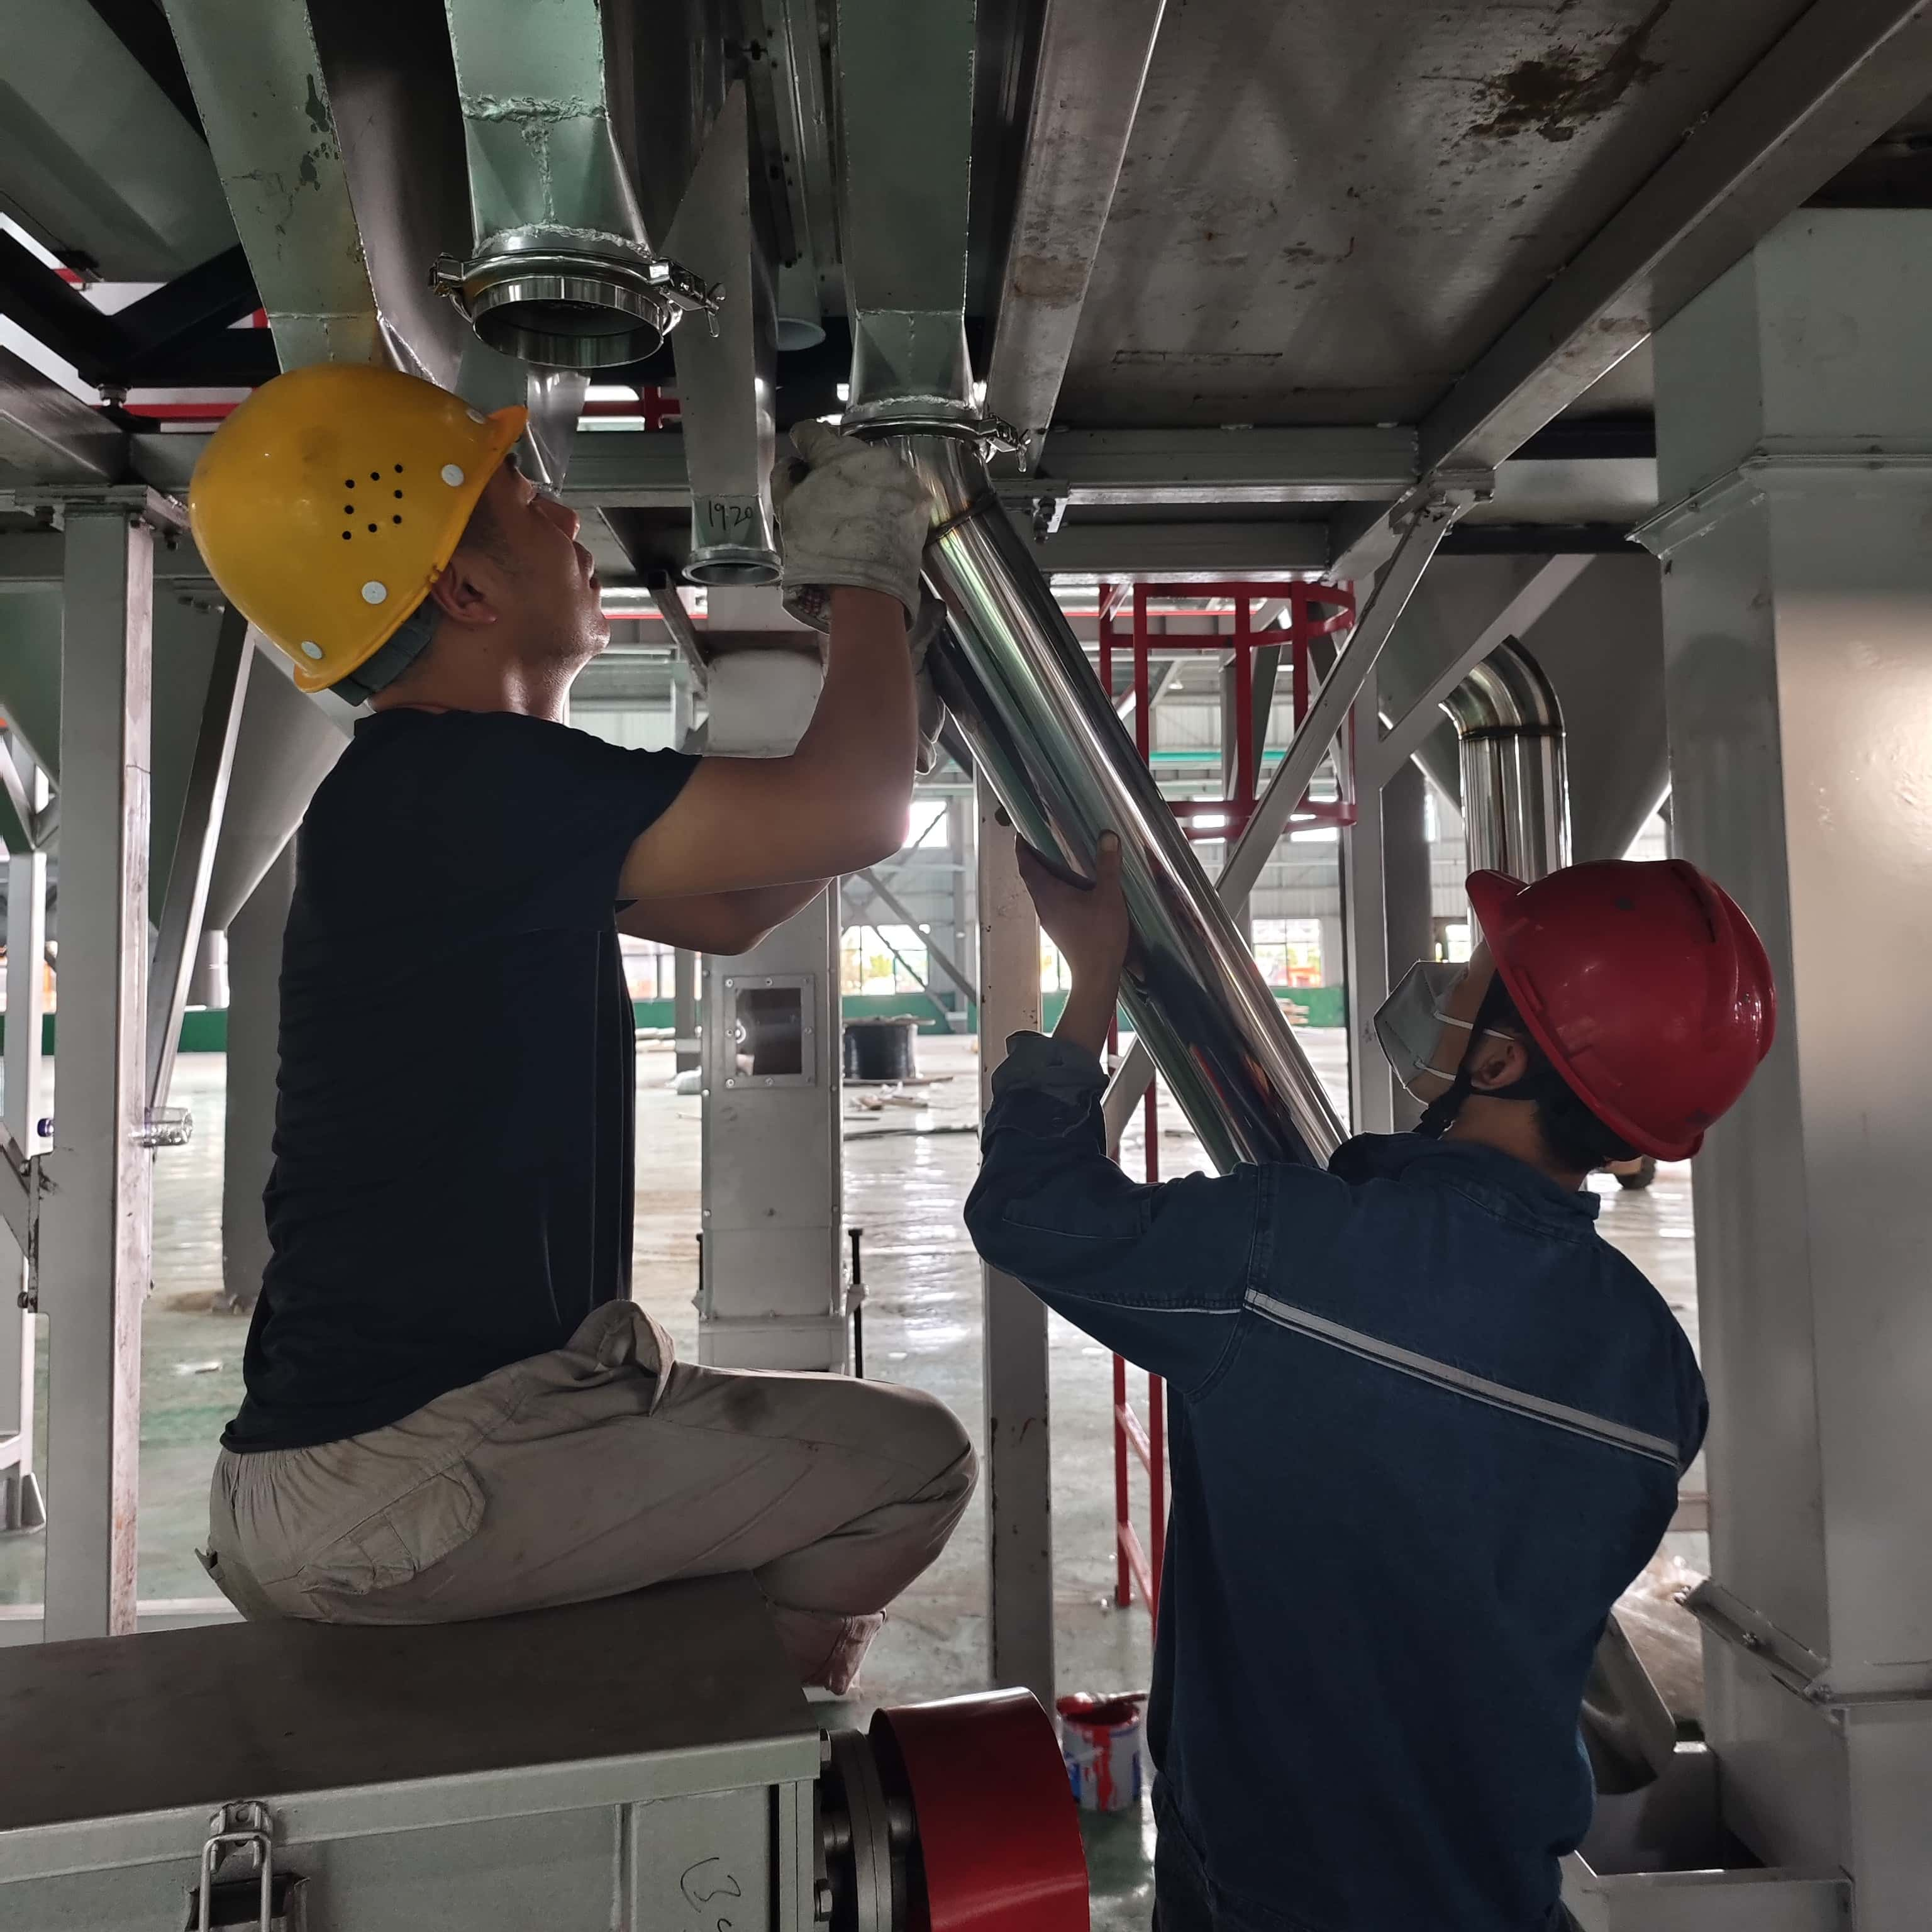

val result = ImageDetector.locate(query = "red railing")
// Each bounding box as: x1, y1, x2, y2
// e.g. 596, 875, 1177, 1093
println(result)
1094, 577, 1357, 1615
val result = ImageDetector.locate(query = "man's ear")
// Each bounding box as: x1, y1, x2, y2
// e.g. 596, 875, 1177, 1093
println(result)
1465, 1033, 1533, 1094
423, 548, 501, 628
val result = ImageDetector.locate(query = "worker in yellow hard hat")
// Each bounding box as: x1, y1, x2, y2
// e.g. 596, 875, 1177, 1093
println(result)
189, 364, 972, 1693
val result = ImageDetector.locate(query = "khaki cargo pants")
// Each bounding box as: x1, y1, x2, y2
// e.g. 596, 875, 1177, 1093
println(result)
204, 1302, 975, 1693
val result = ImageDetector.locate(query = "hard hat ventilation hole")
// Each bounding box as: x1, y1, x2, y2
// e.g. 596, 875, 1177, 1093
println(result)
345, 479, 355, 489
392, 515, 402, 525
369, 472, 380, 482
340, 531, 351, 541
367, 523, 377, 533
394, 464, 404, 474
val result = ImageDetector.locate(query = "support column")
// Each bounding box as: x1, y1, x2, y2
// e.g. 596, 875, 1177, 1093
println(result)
42, 504, 156, 1640
977, 770, 1053, 1703
947, 794, 975, 1026
672, 950, 699, 1075
1, 736, 48, 1535
696, 632, 844, 1370
1381, 759, 1433, 1132
1341, 680, 1392, 1137
1645, 209, 1932, 1923
1218, 655, 1251, 937
222, 840, 294, 1314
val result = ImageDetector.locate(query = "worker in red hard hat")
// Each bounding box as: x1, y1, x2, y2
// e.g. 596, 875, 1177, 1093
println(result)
965, 848, 1774, 1932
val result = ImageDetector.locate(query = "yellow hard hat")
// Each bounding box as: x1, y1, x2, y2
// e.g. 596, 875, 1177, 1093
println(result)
188, 364, 528, 692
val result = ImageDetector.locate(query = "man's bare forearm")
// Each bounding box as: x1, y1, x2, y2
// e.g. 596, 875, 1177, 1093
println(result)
618, 879, 828, 952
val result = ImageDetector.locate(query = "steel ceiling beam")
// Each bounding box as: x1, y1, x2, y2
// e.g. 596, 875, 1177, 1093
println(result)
115, 246, 260, 372
983, 0, 1168, 458
0, 236, 126, 387
1419, 0, 1932, 479
0, 347, 125, 484
82, 0, 208, 138
1036, 426, 1416, 504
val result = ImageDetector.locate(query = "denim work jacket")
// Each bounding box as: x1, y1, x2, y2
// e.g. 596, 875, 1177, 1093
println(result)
964, 1033, 1705, 1932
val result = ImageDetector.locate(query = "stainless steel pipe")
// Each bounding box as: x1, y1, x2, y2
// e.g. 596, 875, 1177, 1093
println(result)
1443, 638, 1570, 879
896, 431, 1339, 1172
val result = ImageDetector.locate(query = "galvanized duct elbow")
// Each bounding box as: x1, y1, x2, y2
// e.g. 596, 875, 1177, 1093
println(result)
1440, 638, 1570, 881
433, 0, 720, 369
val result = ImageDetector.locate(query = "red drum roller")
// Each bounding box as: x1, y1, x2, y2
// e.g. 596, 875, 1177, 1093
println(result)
821, 1690, 1089, 1931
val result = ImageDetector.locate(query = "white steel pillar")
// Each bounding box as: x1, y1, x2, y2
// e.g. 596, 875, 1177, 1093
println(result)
1643, 209, 1932, 1924
698, 891, 845, 1370
42, 502, 158, 1640
696, 634, 845, 1370
1, 736, 49, 1535
1341, 678, 1393, 1136
976, 771, 1053, 1703
1381, 759, 1433, 1133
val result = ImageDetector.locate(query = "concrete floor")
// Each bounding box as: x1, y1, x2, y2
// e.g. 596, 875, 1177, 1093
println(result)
0, 1030, 1702, 1926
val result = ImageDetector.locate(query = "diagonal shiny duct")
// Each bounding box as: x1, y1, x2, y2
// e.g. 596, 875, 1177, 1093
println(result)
1443, 638, 1569, 879
831, 0, 1336, 1170
435, 0, 721, 369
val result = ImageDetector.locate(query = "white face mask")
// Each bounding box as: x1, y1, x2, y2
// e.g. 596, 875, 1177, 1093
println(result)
1372, 960, 1512, 1102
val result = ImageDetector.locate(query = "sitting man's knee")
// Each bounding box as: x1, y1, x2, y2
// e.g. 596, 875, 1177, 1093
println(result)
875, 1382, 976, 1494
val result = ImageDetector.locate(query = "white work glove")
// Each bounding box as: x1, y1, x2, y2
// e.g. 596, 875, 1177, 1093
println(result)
772, 421, 931, 631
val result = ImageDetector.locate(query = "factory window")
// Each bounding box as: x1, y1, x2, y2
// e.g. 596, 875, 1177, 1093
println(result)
842, 924, 930, 996
1252, 918, 1324, 987
618, 936, 675, 1001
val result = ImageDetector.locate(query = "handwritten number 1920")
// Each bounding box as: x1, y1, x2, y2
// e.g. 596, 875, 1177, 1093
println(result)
704, 499, 760, 536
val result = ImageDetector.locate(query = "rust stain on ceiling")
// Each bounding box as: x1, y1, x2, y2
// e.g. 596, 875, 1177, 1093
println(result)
1472, 0, 1673, 143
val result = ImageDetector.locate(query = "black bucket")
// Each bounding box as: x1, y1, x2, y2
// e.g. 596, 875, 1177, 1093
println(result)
844, 1017, 921, 1082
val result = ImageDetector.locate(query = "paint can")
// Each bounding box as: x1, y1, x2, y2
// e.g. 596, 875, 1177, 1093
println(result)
1055, 1693, 1145, 1812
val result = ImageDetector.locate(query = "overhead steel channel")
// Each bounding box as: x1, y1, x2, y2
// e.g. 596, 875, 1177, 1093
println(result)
982, 0, 1169, 458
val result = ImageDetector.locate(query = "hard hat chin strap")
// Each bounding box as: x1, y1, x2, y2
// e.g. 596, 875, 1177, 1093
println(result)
329, 598, 439, 705
1417, 973, 1547, 1138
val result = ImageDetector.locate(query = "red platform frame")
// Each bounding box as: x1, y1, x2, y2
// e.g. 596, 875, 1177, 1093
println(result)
1096, 578, 1357, 1617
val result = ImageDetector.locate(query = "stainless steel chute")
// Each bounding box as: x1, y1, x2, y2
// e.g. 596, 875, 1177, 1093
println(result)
433, 0, 721, 369
896, 430, 1341, 1172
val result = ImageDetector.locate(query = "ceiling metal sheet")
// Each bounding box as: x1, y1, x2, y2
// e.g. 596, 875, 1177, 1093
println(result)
0, 0, 233, 279
1059, 0, 1814, 427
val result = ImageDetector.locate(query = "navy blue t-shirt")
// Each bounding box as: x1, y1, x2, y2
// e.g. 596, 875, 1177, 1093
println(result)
223, 708, 697, 1452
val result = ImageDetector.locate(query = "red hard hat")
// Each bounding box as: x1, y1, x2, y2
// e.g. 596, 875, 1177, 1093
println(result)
1467, 860, 1776, 1162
